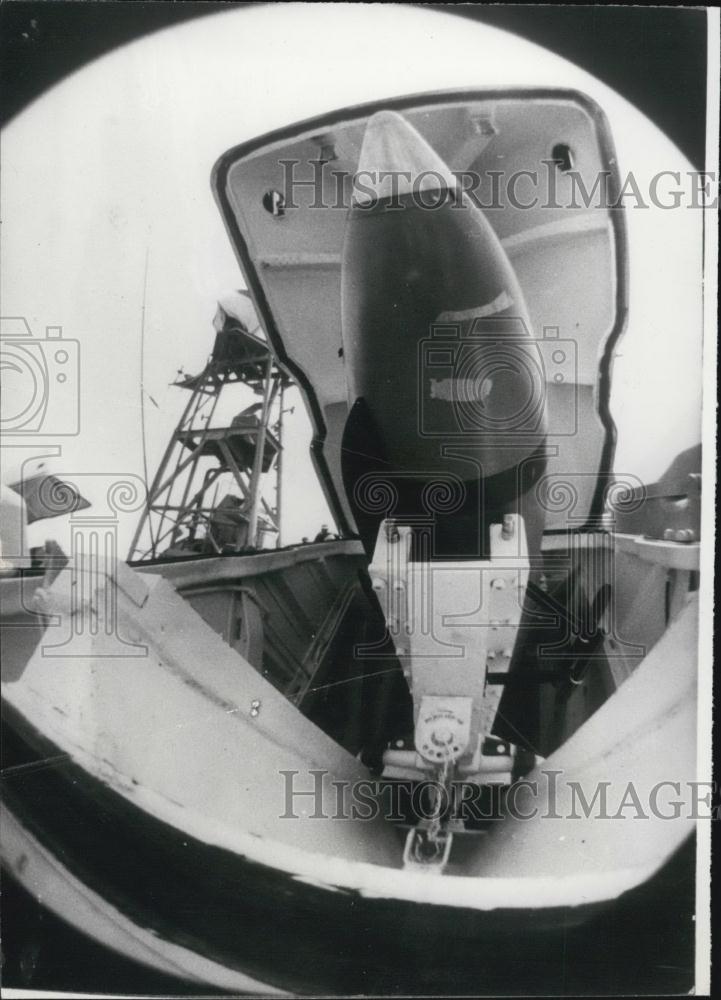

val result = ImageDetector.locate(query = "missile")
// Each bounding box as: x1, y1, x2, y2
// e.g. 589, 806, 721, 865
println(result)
340, 110, 547, 555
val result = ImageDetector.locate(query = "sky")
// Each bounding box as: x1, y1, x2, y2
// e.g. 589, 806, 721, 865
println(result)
0, 6, 346, 554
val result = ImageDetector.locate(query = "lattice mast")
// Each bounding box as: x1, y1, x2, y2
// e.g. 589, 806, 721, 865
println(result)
129, 294, 290, 561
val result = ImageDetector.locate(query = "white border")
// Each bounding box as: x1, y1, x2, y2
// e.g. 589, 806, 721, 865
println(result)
695, 6, 719, 996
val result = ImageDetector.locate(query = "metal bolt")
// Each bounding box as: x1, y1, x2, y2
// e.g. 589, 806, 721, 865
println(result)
491, 578, 506, 591
371, 577, 385, 591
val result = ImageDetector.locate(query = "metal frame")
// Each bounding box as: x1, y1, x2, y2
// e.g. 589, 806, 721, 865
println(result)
128, 324, 288, 562
212, 87, 629, 538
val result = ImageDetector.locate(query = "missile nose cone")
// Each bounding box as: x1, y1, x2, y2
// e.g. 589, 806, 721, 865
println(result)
353, 110, 457, 206
341, 106, 548, 559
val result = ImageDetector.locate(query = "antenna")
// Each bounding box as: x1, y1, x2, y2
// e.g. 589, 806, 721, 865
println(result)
138, 247, 154, 550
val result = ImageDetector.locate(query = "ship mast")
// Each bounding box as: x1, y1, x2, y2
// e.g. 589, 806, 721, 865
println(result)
128, 293, 290, 562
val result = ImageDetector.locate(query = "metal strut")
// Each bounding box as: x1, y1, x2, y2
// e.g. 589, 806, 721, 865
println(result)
369, 514, 530, 870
